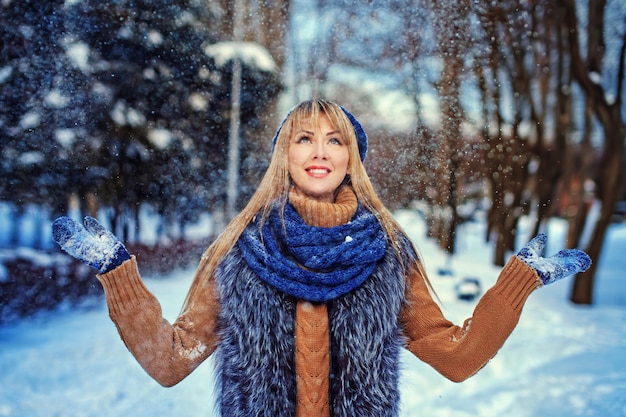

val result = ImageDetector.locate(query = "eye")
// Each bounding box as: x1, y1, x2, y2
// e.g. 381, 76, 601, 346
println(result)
295, 135, 312, 144
328, 137, 343, 145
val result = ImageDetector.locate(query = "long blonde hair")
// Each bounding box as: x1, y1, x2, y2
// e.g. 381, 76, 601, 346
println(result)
182, 99, 431, 308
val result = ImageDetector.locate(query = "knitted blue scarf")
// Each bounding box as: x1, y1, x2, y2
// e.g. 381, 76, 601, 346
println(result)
237, 201, 387, 302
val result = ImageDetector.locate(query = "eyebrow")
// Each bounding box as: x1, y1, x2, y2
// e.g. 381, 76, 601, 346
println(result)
295, 129, 314, 135
295, 129, 342, 136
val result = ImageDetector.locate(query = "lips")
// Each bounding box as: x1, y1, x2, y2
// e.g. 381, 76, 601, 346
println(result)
305, 166, 331, 177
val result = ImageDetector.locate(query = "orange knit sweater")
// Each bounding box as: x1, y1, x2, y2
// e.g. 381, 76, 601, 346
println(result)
97, 188, 541, 416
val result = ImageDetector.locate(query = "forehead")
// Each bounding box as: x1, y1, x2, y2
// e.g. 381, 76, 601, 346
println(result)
293, 112, 337, 132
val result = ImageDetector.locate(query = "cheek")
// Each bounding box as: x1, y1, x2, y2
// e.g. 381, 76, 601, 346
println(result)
287, 149, 299, 171
337, 150, 350, 173
287, 149, 304, 179
287, 145, 304, 165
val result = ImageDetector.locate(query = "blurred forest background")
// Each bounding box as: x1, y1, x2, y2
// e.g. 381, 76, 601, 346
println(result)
1, 0, 625, 322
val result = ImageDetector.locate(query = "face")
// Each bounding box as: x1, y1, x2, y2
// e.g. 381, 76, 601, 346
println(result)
288, 113, 350, 203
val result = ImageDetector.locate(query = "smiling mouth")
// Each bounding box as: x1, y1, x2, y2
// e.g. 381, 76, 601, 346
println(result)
306, 168, 331, 177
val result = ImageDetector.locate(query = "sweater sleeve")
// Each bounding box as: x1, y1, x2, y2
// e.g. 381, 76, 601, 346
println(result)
96, 255, 220, 387
400, 256, 541, 382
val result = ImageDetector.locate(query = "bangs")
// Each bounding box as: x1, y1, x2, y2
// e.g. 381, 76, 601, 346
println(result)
287, 100, 358, 151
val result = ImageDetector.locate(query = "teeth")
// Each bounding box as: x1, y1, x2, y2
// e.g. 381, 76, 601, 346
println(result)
308, 169, 329, 175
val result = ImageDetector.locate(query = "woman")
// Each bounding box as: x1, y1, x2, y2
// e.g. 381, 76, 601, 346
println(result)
52, 99, 590, 417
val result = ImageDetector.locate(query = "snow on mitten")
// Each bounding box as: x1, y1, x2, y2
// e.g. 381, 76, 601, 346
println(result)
52, 216, 131, 274
516, 233, 591, 285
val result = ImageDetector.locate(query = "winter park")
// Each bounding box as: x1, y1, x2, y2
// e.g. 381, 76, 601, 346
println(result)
1, 1, 626, 417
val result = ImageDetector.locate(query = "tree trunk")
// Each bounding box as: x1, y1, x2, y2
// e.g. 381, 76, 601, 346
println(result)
431, 1, 469, 255
226, 0, 245, 222
565, 104, 593, 249
570, 110, 624, 304
560, 0, 626, 304
437, 64, 462, 254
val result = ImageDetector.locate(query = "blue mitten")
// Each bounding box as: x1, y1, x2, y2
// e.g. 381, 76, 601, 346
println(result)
52, 216, 131, 274
516, 233, 591, 285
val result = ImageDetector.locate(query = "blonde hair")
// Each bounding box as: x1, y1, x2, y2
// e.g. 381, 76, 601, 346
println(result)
183, 99, 431, 308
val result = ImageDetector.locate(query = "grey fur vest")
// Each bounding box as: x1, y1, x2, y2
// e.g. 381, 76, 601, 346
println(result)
214, 244, 407, 417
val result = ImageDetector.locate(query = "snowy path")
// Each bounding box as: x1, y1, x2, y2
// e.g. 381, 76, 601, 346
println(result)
1, 213, 625, 417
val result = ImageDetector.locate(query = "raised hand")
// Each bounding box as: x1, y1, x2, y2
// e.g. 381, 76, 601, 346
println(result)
516, 233, 591, 285
52, 216, 131, 274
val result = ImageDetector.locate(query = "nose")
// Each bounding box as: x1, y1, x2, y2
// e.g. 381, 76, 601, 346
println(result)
312, 138, 328, 159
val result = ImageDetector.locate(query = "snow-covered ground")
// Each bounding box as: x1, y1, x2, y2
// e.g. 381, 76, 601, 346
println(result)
1, 211, 625, 417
